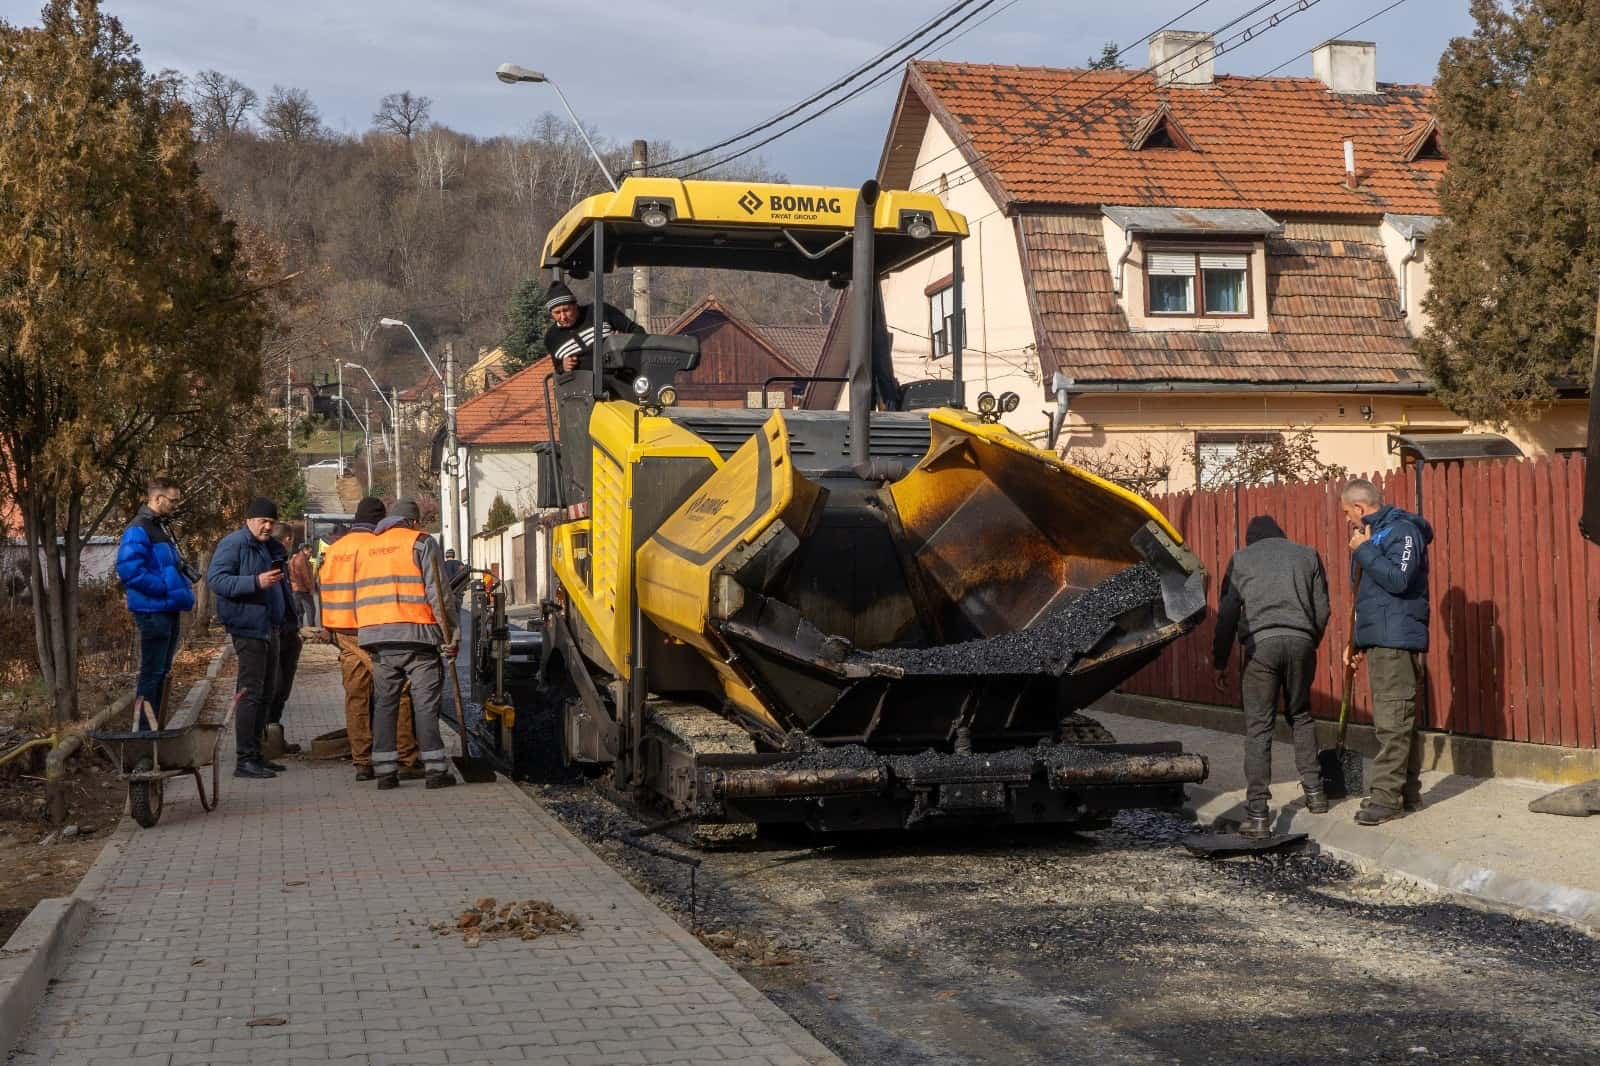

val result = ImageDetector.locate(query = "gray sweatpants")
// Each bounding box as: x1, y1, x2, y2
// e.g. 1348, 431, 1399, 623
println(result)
369, 643, 448, 776
1240, 636, 1321, 805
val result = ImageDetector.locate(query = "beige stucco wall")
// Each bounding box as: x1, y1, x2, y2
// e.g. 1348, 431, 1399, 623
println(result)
1052, 392, 1587, 495
874, 118, 1045, 425
1378, 218, 1434, 336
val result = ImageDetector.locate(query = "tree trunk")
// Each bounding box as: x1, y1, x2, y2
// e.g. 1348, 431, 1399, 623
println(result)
22, 488, 83, 725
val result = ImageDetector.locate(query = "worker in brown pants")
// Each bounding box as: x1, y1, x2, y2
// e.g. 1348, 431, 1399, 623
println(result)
319, 497, 424, 780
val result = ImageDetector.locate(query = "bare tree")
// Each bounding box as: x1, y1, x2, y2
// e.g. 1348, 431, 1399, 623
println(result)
261, 85, 323, 143
190, 69, 257, 140
411, 126, 464, 192
373, 90, 432, 139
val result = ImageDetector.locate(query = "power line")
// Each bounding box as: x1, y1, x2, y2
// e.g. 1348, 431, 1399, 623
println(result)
683, 0, 1008, 178
653, 0, 992, 172
953, 0, 1410, 228
913, 0, 1303, 193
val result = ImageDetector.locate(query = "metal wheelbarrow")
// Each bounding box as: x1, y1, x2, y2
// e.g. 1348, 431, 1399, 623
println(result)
89, 691, 239, 828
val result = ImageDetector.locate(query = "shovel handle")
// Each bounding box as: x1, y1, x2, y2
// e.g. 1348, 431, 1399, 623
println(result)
1336, 565, 1363, 748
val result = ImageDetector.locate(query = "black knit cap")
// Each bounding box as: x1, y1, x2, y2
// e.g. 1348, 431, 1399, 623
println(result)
245, 497, 278, 520
354, 496, 386, 526
543, 280, 577, 311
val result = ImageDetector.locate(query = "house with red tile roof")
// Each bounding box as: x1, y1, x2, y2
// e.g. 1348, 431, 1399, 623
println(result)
843, 33, 1584, 491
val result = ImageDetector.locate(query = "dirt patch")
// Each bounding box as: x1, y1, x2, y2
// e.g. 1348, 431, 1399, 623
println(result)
0, 631, 232, 944
437, 897, 583, 948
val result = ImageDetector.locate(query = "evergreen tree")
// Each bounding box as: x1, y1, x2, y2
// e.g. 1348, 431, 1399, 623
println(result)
1087, 42, 1124, 70
501, 276, 552, 372
1421, 0, 1600, 421
485, 493, 517, 531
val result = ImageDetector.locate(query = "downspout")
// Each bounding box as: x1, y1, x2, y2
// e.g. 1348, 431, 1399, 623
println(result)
1399, 236, 1422, 317
1114, 226, 1139, 296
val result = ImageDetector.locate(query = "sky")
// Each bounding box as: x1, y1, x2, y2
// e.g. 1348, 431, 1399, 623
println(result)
1, 0, 1478, 183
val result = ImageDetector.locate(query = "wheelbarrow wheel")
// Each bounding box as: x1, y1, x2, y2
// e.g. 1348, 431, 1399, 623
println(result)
130, 778, 164, 828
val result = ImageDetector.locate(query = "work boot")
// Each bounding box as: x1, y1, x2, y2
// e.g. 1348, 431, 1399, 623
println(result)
375, 773, 399, 791
260, 757, 288, 772
1240, 801, 1272, 838
398, 764, 427, 780
424, 770, 458, 790
235, 759, 276, 780
1303, 786, 1329, 814
1354, 802, 1402, 826
354, 765, 375, 782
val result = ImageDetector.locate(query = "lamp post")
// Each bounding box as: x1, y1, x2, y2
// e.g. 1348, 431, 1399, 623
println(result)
380, 319, 460, 557
345, 361, 400, 497
494, 64, 618, 192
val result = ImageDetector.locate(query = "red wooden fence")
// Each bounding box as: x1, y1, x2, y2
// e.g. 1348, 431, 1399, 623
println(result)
1123, 455, 1600, 750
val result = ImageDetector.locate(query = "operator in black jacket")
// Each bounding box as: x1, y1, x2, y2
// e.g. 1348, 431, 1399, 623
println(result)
541, 280, 643, 373
1212, 515, 1332, 836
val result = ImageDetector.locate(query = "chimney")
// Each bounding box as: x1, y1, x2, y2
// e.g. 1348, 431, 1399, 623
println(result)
1313, 40, 1377, 94
1148, 30, 1215, 88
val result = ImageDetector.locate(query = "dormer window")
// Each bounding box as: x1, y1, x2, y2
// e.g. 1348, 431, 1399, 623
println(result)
1146, 248, 1251, 317
1403, 118, 1446, 162
1129, 104, 1196, 151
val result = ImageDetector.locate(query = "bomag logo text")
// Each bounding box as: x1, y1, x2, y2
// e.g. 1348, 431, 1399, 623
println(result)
769, 194, 842, 214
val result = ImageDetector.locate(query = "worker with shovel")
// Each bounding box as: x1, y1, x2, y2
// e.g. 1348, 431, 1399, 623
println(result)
1341, 478, 1433, 826
1212, 516, 1332, 837
356, 497, 457, 790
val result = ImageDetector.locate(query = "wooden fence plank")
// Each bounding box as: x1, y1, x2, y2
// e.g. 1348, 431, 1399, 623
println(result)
1532, 460, 1557, 745
1558, 458, 1584, 748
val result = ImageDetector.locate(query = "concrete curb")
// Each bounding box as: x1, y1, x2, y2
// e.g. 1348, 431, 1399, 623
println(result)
1186, 784, 1600, 934
497, 779, 846, 1065
0, 641, 233, 1050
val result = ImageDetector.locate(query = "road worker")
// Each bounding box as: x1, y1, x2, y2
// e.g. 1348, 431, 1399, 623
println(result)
318, 497, 424, 782
356, 497, 457, 789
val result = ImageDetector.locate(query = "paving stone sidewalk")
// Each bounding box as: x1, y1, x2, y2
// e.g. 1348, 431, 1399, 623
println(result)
9, 646, 840, 1065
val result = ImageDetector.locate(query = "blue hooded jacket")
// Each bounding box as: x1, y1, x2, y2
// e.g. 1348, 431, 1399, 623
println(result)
1351, 504, 1434, 652
116, 506, 195, 614
207, 526, 288, 640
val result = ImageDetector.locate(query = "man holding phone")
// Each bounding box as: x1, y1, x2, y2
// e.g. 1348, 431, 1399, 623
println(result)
207, 498, 293, 779
1340, 478, 1434, 825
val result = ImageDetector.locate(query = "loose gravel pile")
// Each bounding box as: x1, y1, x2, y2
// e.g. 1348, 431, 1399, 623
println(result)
859, 563, 1161, 676
438, 897, 582, 949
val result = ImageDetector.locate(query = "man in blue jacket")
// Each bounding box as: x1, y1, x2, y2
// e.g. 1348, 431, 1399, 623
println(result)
116, 476, 196, 727
1341, 478, 1434, 825
207, 498, 292, 779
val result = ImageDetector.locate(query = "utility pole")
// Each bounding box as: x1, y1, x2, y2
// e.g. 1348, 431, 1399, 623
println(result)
363, 395, 373, 490
393, 386, 403, 498
336, 361, 345, 471
631, 139, 652, 324
444, 342, 460, 558
285, 357, 293, 449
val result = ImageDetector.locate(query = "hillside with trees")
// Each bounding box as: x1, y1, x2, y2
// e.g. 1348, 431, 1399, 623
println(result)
184, 72, 830, 412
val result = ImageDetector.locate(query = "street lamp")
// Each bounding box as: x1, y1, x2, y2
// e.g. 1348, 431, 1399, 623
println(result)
494, 63, 618, 192
381, 318, 461, 556
345, 361, 402, 497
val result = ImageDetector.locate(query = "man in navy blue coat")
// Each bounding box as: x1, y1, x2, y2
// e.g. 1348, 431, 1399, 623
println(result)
116, 476, 196, 727
207, 498, 292, 779
1341, 478, 1434, 825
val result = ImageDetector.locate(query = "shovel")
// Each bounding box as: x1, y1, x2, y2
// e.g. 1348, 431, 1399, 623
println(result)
443, 652, 498, 784
1319, 568, 1366, 799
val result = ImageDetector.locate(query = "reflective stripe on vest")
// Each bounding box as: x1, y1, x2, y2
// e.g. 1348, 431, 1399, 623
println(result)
353, 526, 435, 629
317, 531, 372, 630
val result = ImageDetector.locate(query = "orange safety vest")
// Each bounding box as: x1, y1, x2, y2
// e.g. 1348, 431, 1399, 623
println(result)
353, 526, 436, 629
317, 530, 372, 631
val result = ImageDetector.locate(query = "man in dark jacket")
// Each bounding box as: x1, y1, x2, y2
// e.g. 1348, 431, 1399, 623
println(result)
116, 476, 196, 728
541, 280, 643, 373
1341, 478, 1434, 825
1212, 516, 1332, 835
263, 523, 304, 758
207, 498, 292, 779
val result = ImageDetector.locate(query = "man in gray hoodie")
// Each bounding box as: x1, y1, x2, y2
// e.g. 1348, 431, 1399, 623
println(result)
355, 498, 457, 790
1212, 516, 1332, 836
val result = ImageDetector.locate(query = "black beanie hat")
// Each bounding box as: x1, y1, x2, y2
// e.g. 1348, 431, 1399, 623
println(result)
354, 496, 386, 526
245, 497, 279, 520
543, 280, 577, 311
